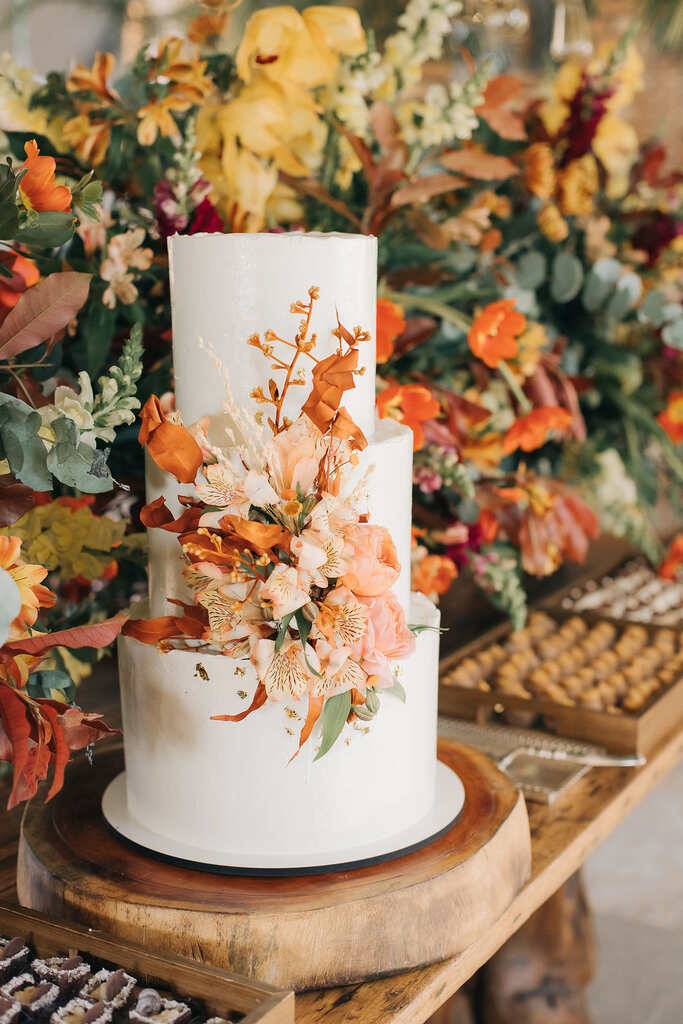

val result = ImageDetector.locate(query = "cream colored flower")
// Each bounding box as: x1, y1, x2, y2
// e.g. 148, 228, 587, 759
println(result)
260, 564, 310, 620
252, 636, 318, 700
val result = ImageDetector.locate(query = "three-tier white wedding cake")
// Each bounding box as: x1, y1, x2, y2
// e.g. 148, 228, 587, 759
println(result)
105, 232, 464, 871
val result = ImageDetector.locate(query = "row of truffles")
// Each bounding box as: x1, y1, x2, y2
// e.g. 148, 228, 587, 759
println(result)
443, 611, 681, 714
560, 558, 683, 625
0, 938, 236, 1024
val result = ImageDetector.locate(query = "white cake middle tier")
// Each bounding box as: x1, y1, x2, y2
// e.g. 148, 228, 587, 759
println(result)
147, 417, 414, 618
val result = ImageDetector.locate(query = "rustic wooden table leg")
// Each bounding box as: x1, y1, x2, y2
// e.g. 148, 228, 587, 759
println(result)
480, 870, 596, 1024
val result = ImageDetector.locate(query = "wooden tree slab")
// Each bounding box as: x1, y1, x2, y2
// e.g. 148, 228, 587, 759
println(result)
17, 741, 530, 991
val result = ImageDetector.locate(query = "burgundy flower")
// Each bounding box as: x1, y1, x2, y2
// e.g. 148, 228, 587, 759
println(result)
632, 211, 683, 265
154, 179, 188, 240
563, 75, 613, 164
188, 197, 224, 235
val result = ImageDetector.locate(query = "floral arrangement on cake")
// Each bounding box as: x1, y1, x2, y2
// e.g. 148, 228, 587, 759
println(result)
124, 289, 414, 757
0, 0, 681, 754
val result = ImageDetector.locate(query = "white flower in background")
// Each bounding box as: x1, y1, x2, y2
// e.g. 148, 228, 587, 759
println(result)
100, 228, 153, 309
40, 372, 97, 445
398, 80, 480, 148
593, 449, 638, 507
378, 0, 463, 98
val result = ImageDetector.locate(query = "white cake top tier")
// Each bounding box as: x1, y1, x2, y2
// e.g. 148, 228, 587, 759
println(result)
168, 231, 378, 437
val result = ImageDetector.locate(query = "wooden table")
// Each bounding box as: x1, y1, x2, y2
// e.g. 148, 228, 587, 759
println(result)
1, 715, 680, 1022
0, 535, 680, 1022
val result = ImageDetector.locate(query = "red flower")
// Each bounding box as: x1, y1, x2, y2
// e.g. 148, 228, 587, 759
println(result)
468, 300, 526, 369
189, 197, 225, 235
658, 392, 683, 442
504, 406, 573, 454
377, 384, 440, 450
19, 140, 72, 213
376, 299, 406, 364
0, 252, 39, 322
659, 535, 683, 580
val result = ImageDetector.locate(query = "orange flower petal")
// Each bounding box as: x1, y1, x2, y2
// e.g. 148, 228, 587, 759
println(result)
138, 395, 203, 484
19, 140, 72, 213
376, 298, 406, 364
504, 406, 573, 454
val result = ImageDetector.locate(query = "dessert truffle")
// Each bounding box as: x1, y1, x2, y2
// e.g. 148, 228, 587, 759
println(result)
0, 939, 30, 982
80, 970, 135, 1009
33, 956, 90, 993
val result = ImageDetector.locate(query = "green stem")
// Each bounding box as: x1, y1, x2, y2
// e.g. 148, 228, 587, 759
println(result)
381, 288, 472, 334
497, 359, 532, 415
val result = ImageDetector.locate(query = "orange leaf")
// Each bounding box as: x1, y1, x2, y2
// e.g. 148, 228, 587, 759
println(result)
122, 614, 205, 645
0, 683, 32, 809
211, 682, 267, 723
39, 703, 69, 802
390, 173, 467, 207
3, 613, 127, 655
220, 515, 288, 552
440, 149, 518, 180
330, 406, 368, 451
140, 495, 203, 533
290, 694, 323, 762
138, 395, 203, 484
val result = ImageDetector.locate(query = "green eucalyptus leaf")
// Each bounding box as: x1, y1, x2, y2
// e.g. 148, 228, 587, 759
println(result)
516, 251, 546, 290
663, 318, 683, 349
315, 691, 351, 761
15, 210, 75, 247
0, 393, 51, 490
639, 288, 668, 326
582, 257, 622, 311
45, 416, 113, 493
27, 669, 76, 703
606, 271, 642, 321
551, 251, 583, 303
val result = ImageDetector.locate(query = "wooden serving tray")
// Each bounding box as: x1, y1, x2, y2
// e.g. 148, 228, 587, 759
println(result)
0, 902, 294, 1024
438, 611, 683, 757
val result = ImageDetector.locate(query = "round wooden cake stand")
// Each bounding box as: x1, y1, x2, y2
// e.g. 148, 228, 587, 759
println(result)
17, 741, 530, 991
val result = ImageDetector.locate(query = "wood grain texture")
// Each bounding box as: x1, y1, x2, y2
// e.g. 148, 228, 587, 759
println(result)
294, 724, 683, 1023
16, 741, 531, 992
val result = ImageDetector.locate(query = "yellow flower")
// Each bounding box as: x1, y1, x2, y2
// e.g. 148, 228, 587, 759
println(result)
538, 202, 569, 242
57, 647, 94, 686
539, 58, 582, 137
26, 533, 59, 571
592, 113, 638, 198
62, 114, 111, 166
515, 323, 550, 379
559, 154, 599, 216
137, 93, 191, 146
236, 5, 364, 90
591, 41, 644, 111
524, 142, 556, 200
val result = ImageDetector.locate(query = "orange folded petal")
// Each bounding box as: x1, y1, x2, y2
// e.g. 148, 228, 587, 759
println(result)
138, 395, 203, 484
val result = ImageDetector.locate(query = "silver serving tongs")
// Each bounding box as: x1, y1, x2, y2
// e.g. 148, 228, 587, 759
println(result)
497, 746, 646, 770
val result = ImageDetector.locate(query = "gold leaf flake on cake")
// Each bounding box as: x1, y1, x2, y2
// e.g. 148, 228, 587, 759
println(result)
194, 663, 209, 681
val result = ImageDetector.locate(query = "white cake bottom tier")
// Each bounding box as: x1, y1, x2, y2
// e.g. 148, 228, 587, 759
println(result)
146, 416, 414, 618
117, 593, 440, 860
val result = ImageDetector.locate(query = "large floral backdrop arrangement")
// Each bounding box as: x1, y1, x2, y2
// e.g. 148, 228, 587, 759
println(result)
0, 0, 681, 802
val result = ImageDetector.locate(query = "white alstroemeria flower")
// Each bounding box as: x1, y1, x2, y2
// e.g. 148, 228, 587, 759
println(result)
260, 564, 309, 621
195, 463, 251, 516
243, 469, 281, 509
252, 637, 319, 700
